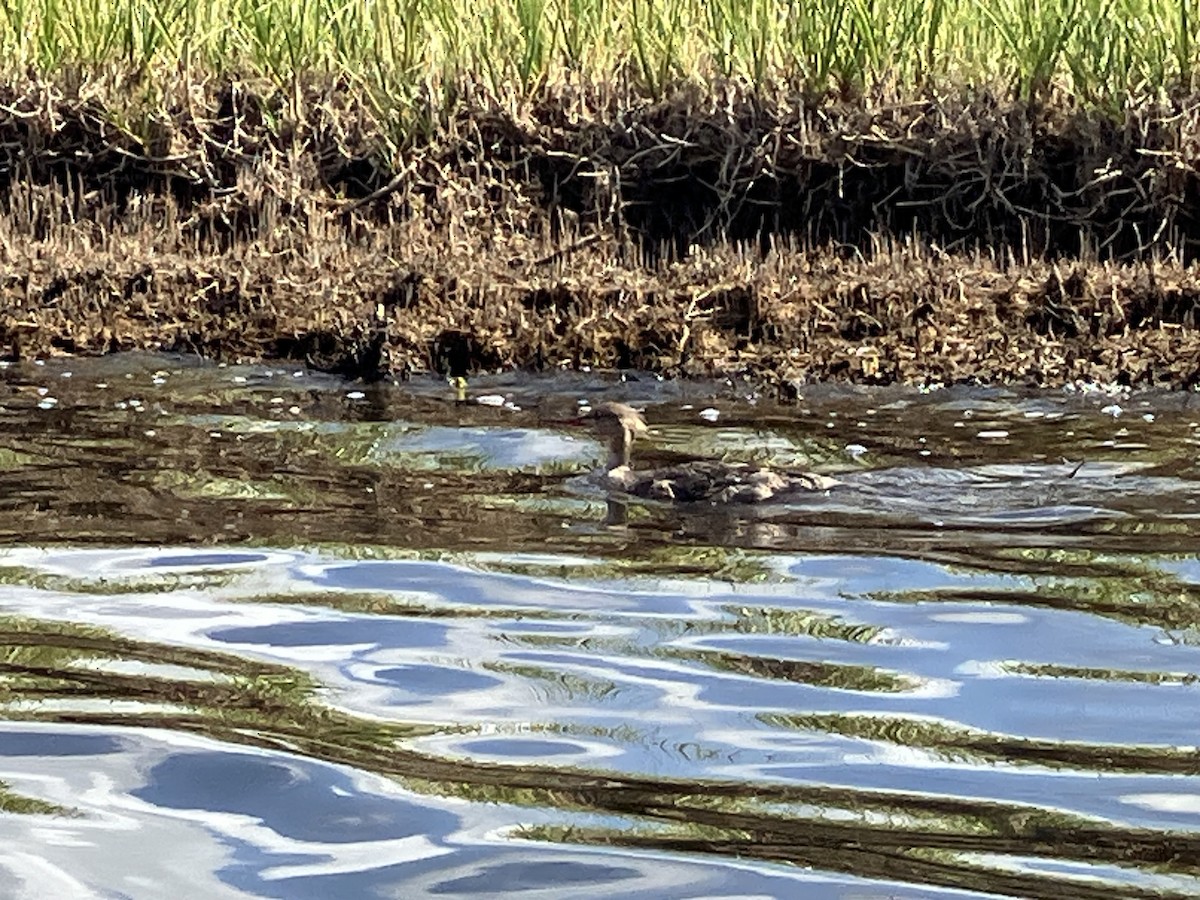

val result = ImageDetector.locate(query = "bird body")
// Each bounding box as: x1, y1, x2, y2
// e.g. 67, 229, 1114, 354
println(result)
584, 401, 838, 503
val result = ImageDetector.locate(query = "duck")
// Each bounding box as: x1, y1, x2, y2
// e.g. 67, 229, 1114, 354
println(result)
583, 401, 839, 503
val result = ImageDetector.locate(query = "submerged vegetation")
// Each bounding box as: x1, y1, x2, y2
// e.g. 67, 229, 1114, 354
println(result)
0, 1, 1198, 384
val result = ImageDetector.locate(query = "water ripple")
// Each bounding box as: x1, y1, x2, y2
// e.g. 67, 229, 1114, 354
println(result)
0, 361, 1199, 898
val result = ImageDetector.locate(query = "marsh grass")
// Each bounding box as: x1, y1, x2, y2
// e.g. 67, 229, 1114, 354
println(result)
1, 4, 1199, 389
0, 0, 1196, 115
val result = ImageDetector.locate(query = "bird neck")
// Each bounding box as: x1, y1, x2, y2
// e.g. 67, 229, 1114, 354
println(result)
607, 429, 633, 470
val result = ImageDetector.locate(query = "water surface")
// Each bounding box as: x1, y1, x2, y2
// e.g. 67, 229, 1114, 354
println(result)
1, 356, 1199, 899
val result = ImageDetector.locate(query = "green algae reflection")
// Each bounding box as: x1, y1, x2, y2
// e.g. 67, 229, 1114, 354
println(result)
0, 782, 70, 817
1, 614, 1199, 899
870, 550, 1200, 634
0, 614, 435, 759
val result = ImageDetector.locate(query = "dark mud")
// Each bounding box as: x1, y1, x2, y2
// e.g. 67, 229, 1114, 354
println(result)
2, 77, 1200, 388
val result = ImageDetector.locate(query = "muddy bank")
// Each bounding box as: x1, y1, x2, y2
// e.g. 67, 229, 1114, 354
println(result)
1, 77, 1200, 389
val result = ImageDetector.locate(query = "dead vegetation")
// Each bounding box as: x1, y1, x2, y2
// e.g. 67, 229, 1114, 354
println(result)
1, 75, 1200, 389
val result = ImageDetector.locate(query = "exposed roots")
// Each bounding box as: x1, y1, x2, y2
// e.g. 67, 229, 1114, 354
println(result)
1, 73, 1199, 388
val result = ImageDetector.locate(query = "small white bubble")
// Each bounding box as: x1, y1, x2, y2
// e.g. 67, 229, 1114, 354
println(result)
977, 430, 1010, 440
698, 407, 720, 422
476, 394, 505, 406
346, 391, 366, 400
37, 398, 57, 409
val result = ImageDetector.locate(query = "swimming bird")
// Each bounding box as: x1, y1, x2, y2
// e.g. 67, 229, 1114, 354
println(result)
584, 401, 839, 503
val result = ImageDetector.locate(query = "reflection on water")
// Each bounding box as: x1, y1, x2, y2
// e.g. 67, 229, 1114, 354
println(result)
1, 356, 1200, 898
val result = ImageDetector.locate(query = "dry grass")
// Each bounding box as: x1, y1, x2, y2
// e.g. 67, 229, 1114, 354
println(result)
1, 74, 1199, 388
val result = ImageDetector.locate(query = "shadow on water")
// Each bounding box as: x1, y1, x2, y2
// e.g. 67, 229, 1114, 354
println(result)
1, 355, 1200, 897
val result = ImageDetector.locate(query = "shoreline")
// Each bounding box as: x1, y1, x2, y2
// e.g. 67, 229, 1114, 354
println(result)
2, 77, 1200, 391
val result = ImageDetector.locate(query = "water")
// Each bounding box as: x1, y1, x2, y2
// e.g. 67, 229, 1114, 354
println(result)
1, 355, 1199, 899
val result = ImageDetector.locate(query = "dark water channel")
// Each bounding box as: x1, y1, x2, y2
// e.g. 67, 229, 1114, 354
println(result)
1, 354, 1199, 899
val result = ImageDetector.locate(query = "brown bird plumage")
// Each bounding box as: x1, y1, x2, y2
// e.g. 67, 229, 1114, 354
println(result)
583, 401, 838, 503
